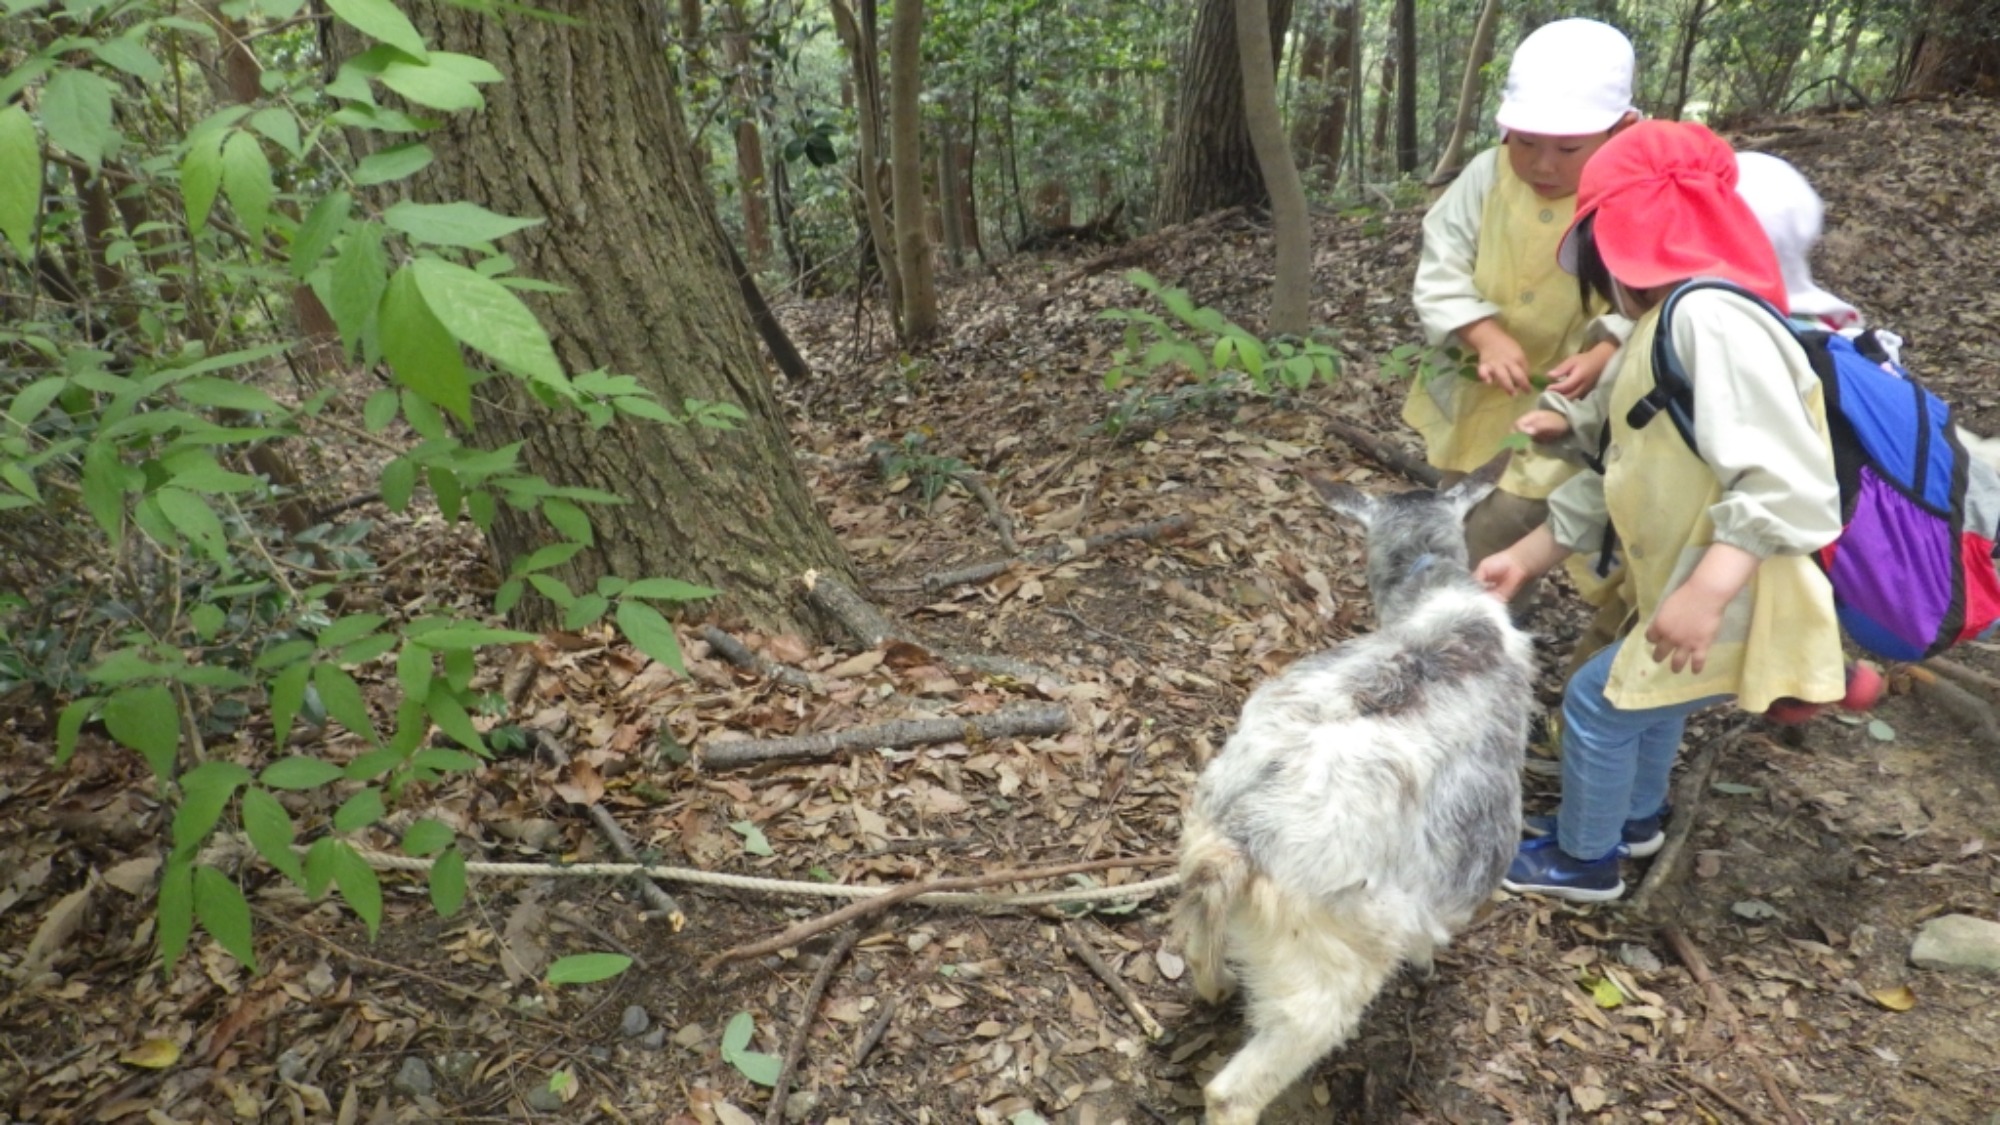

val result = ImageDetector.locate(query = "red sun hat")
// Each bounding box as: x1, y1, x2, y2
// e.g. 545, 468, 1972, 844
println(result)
1556, 120, 1788, 312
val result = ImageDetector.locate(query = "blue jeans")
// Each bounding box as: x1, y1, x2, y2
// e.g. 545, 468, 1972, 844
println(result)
1557, 639, 1731, 858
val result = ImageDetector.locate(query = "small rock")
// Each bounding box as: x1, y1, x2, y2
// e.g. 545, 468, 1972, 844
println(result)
1616, 944, 1664, 974
392, 1057, 435, 1099
784, 1090, 820, 1122
275, 1048, 309, 1084
1911, 914, 2000, 974
639, 1026, 667, 1050
672, 1022, 707, 1049
434, 1051, 480, 1081
620, 1005, 651, 1038
525, 1084, 566, 1112
853, 964, 875, 984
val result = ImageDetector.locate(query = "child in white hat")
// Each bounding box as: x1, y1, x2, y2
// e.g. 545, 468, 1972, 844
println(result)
1408, 17, 1642, 614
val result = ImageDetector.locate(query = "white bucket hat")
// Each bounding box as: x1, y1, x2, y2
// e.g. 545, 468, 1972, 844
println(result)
1495, 18, 1637, 137
1734, 151, 1860, 323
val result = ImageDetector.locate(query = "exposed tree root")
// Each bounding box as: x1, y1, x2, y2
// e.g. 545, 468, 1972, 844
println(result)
1318, 411, 1441, 487
804, 570, 1068, 684
702, 625, 816, 690
700, 702, 1070, 770
880, 514, 1191, 594
1904, 664, 2000, 739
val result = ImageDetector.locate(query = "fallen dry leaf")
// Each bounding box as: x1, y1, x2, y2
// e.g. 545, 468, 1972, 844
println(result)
119, 1038, 182, 1069
1869, 984, 1917, 1011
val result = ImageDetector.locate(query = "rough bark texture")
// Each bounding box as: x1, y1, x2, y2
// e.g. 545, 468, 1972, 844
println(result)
1155, 0, 1295, 226
382, 2, 857, 635
1903, 0, 2000, 96
1234, 0, 1311, 336
1393, 0, 1418, 174
888, 0, 940, 340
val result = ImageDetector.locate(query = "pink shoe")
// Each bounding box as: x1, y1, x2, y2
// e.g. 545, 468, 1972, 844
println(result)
1765, 662, 1882, 725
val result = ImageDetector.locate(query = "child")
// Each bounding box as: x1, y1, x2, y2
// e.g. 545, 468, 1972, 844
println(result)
1408, 17, 1639, 610
1476, 121, 1850, 902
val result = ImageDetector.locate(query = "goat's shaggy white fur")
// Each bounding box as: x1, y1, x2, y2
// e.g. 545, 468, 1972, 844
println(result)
1174, 468, 1535, 1124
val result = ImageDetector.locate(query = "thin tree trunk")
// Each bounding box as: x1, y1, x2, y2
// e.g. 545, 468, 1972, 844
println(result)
937, 118, 965, 270
1669, 0, 1713, 121
369, 1, 857, 635
831, 0, 903, 325
1234, 0, 1311, 336
1393, 0, 1418, 174
887, 0, 939, 341
723, 1, 772, 270
1429, 0, 1503, 185
1371, 45, 1396, 175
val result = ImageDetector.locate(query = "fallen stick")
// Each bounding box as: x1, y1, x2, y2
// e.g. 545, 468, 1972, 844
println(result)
1060, 927, 1165, 1041
852, 996, 898, 1066
804, 570, 1070, 686
701, 855, 1169, 973
533, 732, 685, 928
1627, 720, 1751, 917
883, 514, 1191, 594
701, 701, 1070, 770
1675, 1073, 1764, 1124
1318, 413, 1441, 488
765, 925, 861, 1125
1906, 663, 2000, 738
1920, 655, 2000, 701
952, 470, 1020, 555
702, 625, 816, 690
1663, 925, 1809, 1125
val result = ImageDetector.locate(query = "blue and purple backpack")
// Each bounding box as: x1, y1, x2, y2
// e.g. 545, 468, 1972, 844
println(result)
1626, 279, 2000, 662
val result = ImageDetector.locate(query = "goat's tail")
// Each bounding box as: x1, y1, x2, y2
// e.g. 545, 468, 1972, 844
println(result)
1174, 814, 1250, 1004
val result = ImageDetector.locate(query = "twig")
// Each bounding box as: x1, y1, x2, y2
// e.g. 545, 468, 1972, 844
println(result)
1318, 411, 1441, 487
1627, 719, 1751, 915
533, 732, 686, 927
765, 925, 861, 1125
701, 856, 1167, 973
1920, 655, 2000, 702
881, 514, 1191, 594
803, 570, 901, 647
852, 996, 898, 1065
703, 625, 816, 690
1663, 925, 1809, 1125
1673, 1073, 1765, 1124
1905, 664, 2000, 738
1059, 927, 1165, 1041
951, 469, 1019, 554
309, 491, 383, 524
700, 701, 1070, 769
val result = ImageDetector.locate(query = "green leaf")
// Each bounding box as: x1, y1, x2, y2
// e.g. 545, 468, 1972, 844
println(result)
157, 857, 194, 972
221, 130, 275, 243
325, 0, 430, 59
383, 202, 540, 249
546, 953, 633, 986
289, 190, 351, 281
1866, 719, 1896, 742
317, 613, 389, 650
1709, 781, 1759, 796
261, 755, 345, 790
176, 377, 281, 413
247, 107, 302, 158
192, 865, 258, 970
326, 222, 388, 359
730, 1049, 780, 1087
429, 849, 466, 916
407, 257, 562, 383
41, 68, 116, 170
269, 661, 311, 748
380, 456, 418, 512
81, 440, 128, 543
0, 105, 40, 258
721, 1010, 755, 1056
378, 59, 484, 111
154, 487, 228, 562
103, 684, 180, 777
425, 680, 485, 754
242, 787, 305, 883
91, 35, 166, 82
344, 747, 402, 781
401, 818, 454, 857
55, 696, 97, 766
8, 374, 66, 430
730, 819, 774, 857
174, 761, 252, 851
562, 593, 609, 630
1588, 975, 1625, 1009
333, 787, 384, 832
353, 141, 434, 186
412, 748, 482, 772
379, 265, 471, 422
187, 604, 226, 642
541, 498, 592, 545
615, 600, 685, 674
395, 642, 433, 700
363, 388, 401, 433
329, 841, 384, 937
620, 578, 722, 603
313, 663, 378, 744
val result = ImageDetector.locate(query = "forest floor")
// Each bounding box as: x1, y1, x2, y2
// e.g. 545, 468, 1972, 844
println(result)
5, 99, 2000, 1125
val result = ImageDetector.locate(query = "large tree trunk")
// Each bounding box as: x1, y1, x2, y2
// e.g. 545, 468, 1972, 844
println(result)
1155, 0, 1296, 226
378, 1, 857, 636
887, 0, 940, 341
1393, 0, 1418, 175
1429, 0, 1502, 186
1234, 0, 1311, 336
1903, 0, 2000, 96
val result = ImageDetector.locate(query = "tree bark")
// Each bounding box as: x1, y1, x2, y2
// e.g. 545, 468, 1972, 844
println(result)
1290, 1, 1357, 182
1393, 0, 1418, 175
831, 0, 903, 322
1233, 0, 1311, 336
722, 0, 772, 271
1429, 0, 1503, 186
887, 0, 940, 340
1902, 0, 2000, 96
1669, 0, 1714, 121
378, 1, 857, 636
1155, 0, 1296, 226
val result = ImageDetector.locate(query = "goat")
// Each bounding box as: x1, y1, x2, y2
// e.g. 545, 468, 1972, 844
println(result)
1173, 467, 1535, 1125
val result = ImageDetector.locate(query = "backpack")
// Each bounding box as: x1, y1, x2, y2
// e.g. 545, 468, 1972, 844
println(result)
1619, 279, 2000, 663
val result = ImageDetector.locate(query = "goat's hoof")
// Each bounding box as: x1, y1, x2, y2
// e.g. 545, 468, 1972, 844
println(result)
1192, 970, 1238, 1005
1203, 1095, 1260, 1125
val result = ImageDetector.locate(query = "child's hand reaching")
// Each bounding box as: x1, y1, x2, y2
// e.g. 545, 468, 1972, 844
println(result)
1544, 340, 1619, 399
1645, 543, 1760, 674
1456, 318, 1534, 395
1515, 410, 1571, 444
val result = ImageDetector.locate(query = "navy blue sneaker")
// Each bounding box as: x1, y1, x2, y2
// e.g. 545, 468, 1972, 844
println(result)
1522, 805, 1669, 858
1501, 837, 1626, 903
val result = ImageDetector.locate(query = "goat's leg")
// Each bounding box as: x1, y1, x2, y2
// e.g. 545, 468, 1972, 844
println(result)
1203, 920, 1391, 1125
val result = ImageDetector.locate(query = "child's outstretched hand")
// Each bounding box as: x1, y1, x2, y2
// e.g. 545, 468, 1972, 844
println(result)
1456, 319, 1533, 395
1544, 341, 1617, 399
1475, 550, 1535, 604
1515, 410, 1571, 444
1645, 585, 1726, 673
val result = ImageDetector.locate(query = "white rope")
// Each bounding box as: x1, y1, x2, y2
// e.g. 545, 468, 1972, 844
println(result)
353, 850, 1182, 908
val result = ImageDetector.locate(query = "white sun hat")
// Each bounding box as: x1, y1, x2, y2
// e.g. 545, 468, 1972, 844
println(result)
1734, 151, 1861, 324
1495, 18, 1637, 137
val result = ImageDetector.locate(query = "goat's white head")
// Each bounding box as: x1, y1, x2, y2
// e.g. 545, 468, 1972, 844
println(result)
1304, 457, 1505, 621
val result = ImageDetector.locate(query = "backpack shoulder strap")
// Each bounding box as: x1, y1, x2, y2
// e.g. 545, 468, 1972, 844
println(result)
1636, 279, 1797, 456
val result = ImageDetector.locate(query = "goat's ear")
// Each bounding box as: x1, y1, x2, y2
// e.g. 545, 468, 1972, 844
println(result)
1305, 472, 1378, 526
1439, 453, 1508, 515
